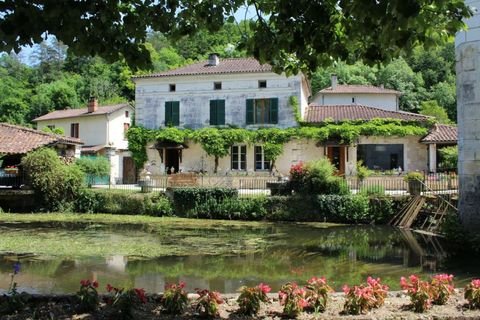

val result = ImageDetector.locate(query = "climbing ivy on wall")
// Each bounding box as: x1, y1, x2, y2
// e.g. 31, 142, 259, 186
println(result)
126, 119, 431, 169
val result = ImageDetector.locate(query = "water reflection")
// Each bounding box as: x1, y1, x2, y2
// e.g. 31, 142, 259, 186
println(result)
0, 223, 478, 294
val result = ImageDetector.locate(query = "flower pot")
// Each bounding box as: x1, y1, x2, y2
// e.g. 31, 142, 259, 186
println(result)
408, 180, 423, 195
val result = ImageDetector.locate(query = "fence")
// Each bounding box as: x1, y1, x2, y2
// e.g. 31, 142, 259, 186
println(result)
0, 173, 25, 189
90, 172, 458, 197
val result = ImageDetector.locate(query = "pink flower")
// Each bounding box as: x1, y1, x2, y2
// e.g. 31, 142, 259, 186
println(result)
258, 283, 271, 294
409, 274, 419, 283
343, 285, 351, 294
179, 281, 186, 289
471, 279, 480, 288
298, 298, 308, 308
106, 284, 114, 292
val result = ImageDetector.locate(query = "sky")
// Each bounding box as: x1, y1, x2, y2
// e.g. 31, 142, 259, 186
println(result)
15, 5, 257, 66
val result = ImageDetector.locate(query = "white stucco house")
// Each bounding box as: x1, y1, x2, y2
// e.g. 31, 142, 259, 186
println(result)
33, 98, 136, 183
133, 56, 456, 176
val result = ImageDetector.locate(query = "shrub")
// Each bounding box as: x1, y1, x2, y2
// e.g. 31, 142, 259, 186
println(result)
368, 196, 395, 223
22, 148, 85, 210
188, 197, 266, 220
400, 275, 432, 312
289, 160, 349, 195
76, 279, 99, 313
161, 282, 188, 314
143, 193, 174, 216
195, 289, 223, 318
278, 282, 308, 318
76, 156, 110, 186
237, 283, 271, 316
315, 194, 370, 223
359, 185, 385, 196
356, 160, 371, 182
105, 284, 147, 320
304, 277, 333, 313
404, 171, 425, 182
171, 187, 238, 215
430, 274, 454, 305
464, 279, 480, 309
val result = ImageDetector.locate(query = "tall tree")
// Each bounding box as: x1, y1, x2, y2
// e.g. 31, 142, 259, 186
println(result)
0, 1, 470, 72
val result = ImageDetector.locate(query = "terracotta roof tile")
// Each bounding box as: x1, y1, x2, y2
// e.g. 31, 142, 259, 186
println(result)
0, 123, 83, 155
305, 105, 431, 123
319, 85, 401, 95
132, 58, 273, 79
33, 104, 130, 122
421, 124, 457, 143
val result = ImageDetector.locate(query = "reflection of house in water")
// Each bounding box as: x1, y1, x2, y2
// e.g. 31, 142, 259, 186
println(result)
106, 255, 128, 272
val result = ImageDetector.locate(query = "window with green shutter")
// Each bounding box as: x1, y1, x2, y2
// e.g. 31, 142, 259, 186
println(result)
246, 98, 279, 125
210, 100, 225, 125
165, 101, 180, 126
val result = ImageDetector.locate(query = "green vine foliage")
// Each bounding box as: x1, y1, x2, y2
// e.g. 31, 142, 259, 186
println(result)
127, 119, 431, 168
289, 96, 301, 123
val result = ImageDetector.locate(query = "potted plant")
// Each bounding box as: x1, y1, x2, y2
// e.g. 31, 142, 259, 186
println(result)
404, 171, 425, 195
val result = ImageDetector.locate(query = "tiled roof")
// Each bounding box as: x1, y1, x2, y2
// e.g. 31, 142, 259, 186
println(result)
305, 105, 431, 123
132, 58, 273, 79
421, 124, 457, 143
319, 85, 401, 95
33, 104, 130, 122
0, 123, 83, 155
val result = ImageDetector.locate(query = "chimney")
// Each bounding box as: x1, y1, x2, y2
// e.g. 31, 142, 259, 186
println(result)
87, 96, 98, 113
331, 74, 337, 89
208, 53, 220, 66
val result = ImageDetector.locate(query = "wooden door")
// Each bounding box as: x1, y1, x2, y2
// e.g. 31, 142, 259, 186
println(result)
327, 146, 346, 176
122, 157, 137, 184
165, 149, 180, 174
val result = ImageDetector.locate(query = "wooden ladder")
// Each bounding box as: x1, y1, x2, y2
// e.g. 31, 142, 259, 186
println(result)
389, 196, 426, 228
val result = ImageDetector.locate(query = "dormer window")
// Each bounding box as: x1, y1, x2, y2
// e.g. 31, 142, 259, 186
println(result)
169, 84, 176, 92
214, 82, 222, 90
258, 80, 267, 88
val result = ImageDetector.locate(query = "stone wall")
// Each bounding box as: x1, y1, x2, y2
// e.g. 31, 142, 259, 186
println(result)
456, 0, 480, 231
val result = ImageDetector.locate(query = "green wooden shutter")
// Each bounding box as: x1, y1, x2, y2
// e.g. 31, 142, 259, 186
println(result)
210, 100, 217, 125
165, 101, 172, 126
217, 100, 225, 125
270, 98, 278, 124
246, 99, 254, 124
172, 101, 180, 126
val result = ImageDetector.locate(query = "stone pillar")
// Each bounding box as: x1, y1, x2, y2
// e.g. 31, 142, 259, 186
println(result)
456, 0, 480, 231
428, 144, 437, 173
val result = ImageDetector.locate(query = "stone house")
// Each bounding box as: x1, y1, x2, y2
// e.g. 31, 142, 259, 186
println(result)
133, 56, 456, 176
33, 99, 136, 184
0, 122, 83, 186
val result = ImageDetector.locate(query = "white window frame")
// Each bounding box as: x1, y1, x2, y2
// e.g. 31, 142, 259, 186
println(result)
231, 145, 247, 171
254, 145, 270, 171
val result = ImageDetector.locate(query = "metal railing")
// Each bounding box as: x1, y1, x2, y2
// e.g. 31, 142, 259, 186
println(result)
89, 172, 458, 197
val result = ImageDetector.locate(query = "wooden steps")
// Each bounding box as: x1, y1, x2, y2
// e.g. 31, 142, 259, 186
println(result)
389, 196, 426, 228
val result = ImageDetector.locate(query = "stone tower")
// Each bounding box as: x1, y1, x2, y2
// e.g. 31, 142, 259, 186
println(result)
456, 0, 480, 231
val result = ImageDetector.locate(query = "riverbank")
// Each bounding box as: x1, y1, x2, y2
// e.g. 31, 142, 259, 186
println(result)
2, 291, 480, 320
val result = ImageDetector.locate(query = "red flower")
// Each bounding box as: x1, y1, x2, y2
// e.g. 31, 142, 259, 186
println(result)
106, 284, 114, 292
92, 281, 99, 288
80, 279, 90, 287
134, 288, 147, 303
179, 281, 186, 289
472, 279, 480, 288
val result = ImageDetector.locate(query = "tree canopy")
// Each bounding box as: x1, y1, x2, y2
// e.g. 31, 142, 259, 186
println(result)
0, 0, 470, 73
